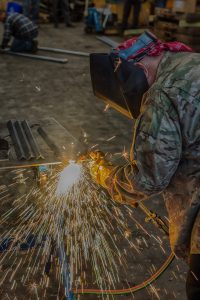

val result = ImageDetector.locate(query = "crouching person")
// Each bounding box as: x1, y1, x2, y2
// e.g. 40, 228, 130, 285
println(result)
1, 12, 38, 53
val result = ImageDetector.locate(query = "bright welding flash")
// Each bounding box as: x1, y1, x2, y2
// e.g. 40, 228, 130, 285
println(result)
56, 160, 82, 197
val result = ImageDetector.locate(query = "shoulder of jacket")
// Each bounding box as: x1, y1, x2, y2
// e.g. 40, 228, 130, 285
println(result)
141, 84, 171, 111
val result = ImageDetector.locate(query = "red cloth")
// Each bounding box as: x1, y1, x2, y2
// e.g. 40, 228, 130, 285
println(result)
116, 36, 193, 61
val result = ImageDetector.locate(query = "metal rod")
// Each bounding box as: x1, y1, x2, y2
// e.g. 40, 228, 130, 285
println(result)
96, 36, 118, 48
21, 120, 44, 160
37, 126, 61, 155
7, 120, 26, 160
4, 51, 68, 63
38, 46, 89, 57
14, 121, 35, 160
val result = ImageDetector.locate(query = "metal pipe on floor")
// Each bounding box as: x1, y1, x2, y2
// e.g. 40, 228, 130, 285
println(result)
96, 36, 118, 48
4, 50, 68, 64
38, 46, 89, 57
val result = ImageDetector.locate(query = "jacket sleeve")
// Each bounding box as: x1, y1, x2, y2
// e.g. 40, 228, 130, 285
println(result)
107, 91, 182, 204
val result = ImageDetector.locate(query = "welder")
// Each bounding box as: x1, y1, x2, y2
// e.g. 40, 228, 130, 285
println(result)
89, 31, 200, 300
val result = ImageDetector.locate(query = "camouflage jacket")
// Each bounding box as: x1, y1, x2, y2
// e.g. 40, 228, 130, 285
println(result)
109, 51, 200, 260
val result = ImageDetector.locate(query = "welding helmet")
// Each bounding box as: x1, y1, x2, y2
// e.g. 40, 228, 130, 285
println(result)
90, 31, 157, 119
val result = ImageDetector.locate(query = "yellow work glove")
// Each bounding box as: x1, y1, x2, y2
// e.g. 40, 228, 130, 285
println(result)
89, 153, 138, 207
87, 151, 113, 189
78, 151, 138, 207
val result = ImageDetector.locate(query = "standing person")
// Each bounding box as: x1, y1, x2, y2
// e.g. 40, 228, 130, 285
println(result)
23, 0, 40, 24
88, 31, 200, 299
1, 13, 38, 52
52, 0, 73, 28
121, 0, 141, 30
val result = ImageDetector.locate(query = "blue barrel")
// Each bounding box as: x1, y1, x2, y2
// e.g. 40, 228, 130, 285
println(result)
6, 2, 23, 15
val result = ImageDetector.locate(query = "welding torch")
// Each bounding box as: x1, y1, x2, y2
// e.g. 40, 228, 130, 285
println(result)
78, 150, 169, 237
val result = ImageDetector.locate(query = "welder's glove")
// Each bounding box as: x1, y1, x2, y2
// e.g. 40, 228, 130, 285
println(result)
87, 151, 114, 189
89, 154, 138, 207
79, 151, 138, 207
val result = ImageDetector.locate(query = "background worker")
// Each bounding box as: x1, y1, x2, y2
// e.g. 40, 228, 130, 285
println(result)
1, 13, 38, 52
121, 0, 141, 30
52, 0, 73, 28
89, 31, 200, 300
23, 0, 40, 24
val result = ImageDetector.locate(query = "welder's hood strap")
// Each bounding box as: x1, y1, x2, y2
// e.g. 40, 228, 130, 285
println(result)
113, 30, 193, 62
112, 31, 158, 62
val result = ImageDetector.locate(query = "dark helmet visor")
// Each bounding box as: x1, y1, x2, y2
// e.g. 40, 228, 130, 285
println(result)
90, 52, 149, 119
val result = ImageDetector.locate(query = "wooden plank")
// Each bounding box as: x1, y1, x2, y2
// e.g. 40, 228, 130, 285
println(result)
153, 29, 175, 41
173, 0, 197, 14
179, 19, 200, 27
176, 26, 200, 36
123, 28, 149, 37
173, 33, 200, 45
185, 13, 200, 23
104, 28, 119, 35
154, 20, 178, 31
155, 7, 176, 17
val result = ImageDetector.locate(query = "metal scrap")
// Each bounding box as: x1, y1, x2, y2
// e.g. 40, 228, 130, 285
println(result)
96, 36, 118, 48
7, 120, 44, 161
37, 126, 61, 156
21, 120, 44, 160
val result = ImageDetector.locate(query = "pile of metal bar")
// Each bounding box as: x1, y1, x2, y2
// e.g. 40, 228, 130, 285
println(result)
7, 120, 44, 160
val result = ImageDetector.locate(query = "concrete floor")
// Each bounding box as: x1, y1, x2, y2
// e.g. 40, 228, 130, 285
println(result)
0, 22, 188, 300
